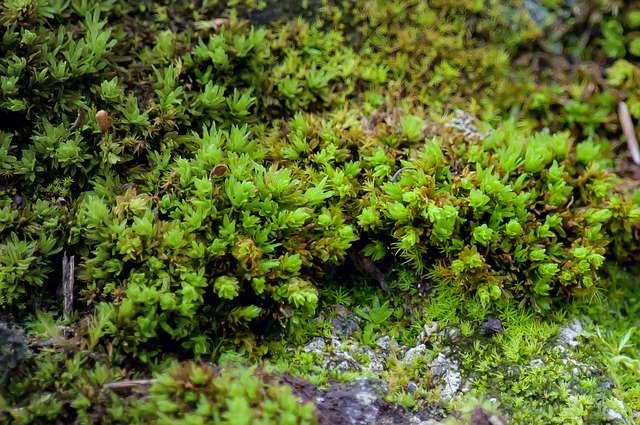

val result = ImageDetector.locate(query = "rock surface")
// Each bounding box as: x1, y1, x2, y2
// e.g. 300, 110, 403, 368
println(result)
289, 314, 635, 424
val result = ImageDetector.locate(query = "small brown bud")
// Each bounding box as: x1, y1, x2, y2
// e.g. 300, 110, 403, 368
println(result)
96, 110, 110, 133
209, 164, 228, 178
212, 18, 230, 32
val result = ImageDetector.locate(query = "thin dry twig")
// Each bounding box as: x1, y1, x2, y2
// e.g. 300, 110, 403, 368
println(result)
62, 251, 74, 320
103, 379, 157, 391
391, 167, 414, 183
618, 101, 640, 165
348, 247, 389, 292
67, 109, 86, 132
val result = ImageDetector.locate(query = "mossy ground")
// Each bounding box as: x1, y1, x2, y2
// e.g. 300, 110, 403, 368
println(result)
261, 264, 640, 423
2, 0, 640, 423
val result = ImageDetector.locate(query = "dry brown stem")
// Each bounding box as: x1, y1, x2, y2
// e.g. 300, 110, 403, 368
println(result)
618, 101, 640, 165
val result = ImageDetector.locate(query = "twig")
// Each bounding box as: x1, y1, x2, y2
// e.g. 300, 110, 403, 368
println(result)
67, 109, 86, 132
29, 336, 67, 349
103, 379, 157, 391
62, 251, 74, 321
618, 101, 640, 165
348, 247, 390, 292
391, 167, 414, 183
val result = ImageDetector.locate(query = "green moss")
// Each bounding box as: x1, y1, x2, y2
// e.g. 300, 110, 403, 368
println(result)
2, 0, 640, 422
0, 350, 316, 424
131, 362, 317, 425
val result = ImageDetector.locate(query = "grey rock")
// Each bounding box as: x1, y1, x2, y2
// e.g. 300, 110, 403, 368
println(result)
558, 318, 583, 348
606, 398, 626, 423
418, 322, 439, 342
0, 320, 29, 387
403, 344, 427, 364
607, 408, 624, 423
429, 353, 461, 400
444, 327, 461, 342
376, 335, 392, 352
303, 378, 446, 425
303, 338, 326, 353
333, 316, 361, 338
325, 338, 363, 373
406, 381, 418, 394
480, 318, 504, 336
523, 0, 553, 26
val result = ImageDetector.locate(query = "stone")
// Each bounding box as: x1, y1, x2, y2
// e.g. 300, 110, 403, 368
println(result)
429, 353, 461, 400
403, 344, 427, 364
558, 318, 583, 348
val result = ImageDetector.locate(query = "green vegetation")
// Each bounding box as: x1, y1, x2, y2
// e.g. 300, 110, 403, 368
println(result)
2, 0, 640, 423
0, 352, 316, 424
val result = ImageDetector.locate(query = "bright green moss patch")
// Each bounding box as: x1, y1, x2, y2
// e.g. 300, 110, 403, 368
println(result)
3, 0, 640, 423
0, 352, 316, 424
133, 362, 317, 425
66, 87, 640, 361
261, 267, 640, 423
572, 266, 640, 418
453, 266, 640, 423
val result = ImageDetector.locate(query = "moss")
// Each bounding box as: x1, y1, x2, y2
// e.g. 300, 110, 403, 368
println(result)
0, 350, 316, 424
264, 268, 640, 423
131, 362, 317, 425
2, 0, 640, 423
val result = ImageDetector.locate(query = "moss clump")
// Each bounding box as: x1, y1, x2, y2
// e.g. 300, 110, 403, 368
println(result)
0, 196, 67, 312
0, 0, 638, 358
2, 0, 640, 422
132, 362, 317, 425
74, 123, 355, 359
0, 350, 129, 424
0, 351, 316, 425
72, 107, 640, 361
